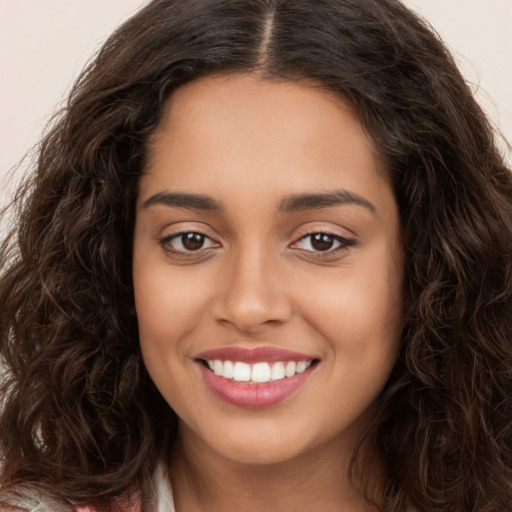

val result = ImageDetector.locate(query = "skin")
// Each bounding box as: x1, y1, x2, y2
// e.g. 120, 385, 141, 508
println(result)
133, 74, 404, 511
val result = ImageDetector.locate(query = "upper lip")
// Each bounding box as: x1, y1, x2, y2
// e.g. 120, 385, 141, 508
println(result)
195, 346, 317, 363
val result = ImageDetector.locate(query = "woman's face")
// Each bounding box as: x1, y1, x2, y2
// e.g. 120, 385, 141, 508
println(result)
133, 74, 403, 465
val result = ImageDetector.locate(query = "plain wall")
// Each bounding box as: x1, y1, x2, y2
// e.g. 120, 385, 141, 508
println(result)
1, 0, 511, 200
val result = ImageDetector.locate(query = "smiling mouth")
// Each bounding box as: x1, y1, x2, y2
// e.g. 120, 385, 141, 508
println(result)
200, 359, 319, 384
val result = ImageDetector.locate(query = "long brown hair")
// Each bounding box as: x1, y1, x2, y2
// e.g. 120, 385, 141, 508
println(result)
1, 0, 511, 510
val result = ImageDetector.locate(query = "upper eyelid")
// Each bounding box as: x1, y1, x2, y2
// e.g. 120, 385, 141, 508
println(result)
291, 226, 355, 243
158, 223, 218, 240
290, 219, 356, 237
297, 230, 351, 240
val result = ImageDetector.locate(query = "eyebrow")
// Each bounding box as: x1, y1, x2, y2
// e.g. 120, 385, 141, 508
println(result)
279, 190, 376, 214
142, 191, 224, 212
142, 189, 376, 214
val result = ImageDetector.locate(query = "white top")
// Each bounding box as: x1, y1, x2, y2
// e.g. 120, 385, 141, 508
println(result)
151, 462, 176, 512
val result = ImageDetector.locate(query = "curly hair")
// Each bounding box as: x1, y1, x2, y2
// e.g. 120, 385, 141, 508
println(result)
1, 0, 511, 510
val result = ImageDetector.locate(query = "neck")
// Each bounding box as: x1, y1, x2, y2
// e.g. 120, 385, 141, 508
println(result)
168, 421, 382, 512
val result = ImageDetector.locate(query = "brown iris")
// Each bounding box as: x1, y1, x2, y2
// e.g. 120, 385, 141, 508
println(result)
310, 233, 336, 251
181, 232, 205, 250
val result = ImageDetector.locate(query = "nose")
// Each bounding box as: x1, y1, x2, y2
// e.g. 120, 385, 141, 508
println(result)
212, 246, 293, 334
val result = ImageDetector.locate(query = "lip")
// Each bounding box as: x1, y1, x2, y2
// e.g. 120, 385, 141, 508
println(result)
194, 346, 319, 409
198, 362, 316, 408
195, 346, 316, 363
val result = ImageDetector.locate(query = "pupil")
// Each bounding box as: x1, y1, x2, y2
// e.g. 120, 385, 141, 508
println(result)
182, 233, 204, 250
311, 233, 334, 251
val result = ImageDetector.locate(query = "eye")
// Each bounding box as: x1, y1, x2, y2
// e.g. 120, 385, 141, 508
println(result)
160, 231, 218, 254
293, 232, 355, 254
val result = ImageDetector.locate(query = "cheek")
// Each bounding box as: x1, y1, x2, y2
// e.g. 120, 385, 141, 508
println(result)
134, 261, 215, 343
299, 262, 402, 424
295, 258, 403, 359
132, 257, 214, 402
133, 263, 212, 417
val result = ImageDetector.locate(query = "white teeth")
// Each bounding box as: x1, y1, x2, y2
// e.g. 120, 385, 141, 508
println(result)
271, 361, 286, 381
223, 360, 234, 379
285, 361, 296, 377
206, 359, 313, 382
213, 359, 223, 376
251, 362, 271, 383
296, 361, 308, 373
233, 362, 251, 382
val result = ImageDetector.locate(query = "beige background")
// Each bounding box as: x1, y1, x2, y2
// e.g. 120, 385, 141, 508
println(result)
1, 0, 511, 201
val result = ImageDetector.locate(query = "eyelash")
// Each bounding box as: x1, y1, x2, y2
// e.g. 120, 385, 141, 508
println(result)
158, 229, 217, 257
292, 231, 355, 258
158, 230, 355, 258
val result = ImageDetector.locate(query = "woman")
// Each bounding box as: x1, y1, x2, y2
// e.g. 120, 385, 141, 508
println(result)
1, 0, 511, 510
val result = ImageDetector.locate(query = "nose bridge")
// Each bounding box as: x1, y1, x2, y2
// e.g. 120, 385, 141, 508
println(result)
213, 236, 291, 332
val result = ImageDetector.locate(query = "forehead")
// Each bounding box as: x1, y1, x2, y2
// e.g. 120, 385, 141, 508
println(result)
148, 73, 374, 160
140, 73, 390, 215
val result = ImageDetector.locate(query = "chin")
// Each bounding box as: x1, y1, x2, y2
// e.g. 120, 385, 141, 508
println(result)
192, 416, 329, 467
215, 439, 309, 466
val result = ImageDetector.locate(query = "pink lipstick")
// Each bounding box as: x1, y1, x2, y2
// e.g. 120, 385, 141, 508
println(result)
195, 346, 318, 408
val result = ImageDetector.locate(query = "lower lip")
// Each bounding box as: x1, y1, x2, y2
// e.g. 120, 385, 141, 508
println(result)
198, 363, 314, 408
